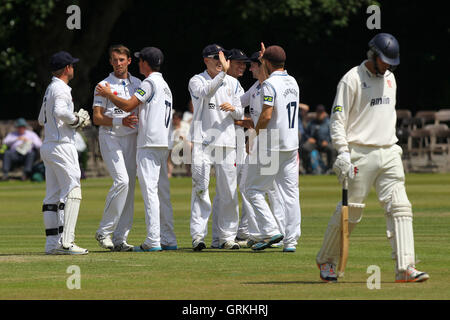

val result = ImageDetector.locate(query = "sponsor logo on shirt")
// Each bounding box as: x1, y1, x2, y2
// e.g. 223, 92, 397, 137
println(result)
370, 96, 390, 106
113, 107, 124, 114
208, 103, 216, 110
333, 105, 343, 113
263, 96, 273, 103
136, 88, 146, 96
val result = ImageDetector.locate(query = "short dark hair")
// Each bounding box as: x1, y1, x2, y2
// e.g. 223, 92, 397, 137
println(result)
262, 45, 286, 69
109, 44, 131, 59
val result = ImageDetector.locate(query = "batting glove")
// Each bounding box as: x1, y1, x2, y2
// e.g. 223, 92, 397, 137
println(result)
71, 108, 91, 129
333, 151, 355, 183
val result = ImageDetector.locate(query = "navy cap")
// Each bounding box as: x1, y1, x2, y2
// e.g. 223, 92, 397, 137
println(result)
202, 44, 229, 59
135, 47, 164, 68
249, 51, 261, 63
50, 51, 79, 71
227, 48, 250, 62
15, 118, 27, 127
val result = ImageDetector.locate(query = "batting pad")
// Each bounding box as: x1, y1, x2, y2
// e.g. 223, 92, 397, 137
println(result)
386, 184, 415, 272
62, 187, 82, 248
316, 202, 365, 265
43, 204, 60, 252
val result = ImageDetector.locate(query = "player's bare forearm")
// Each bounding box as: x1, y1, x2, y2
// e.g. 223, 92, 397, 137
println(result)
93, 106, 113, 126
234, 118, 255, 129
106, 94, 138, 113
95, 83, 139, 112
255, 104, 273, 135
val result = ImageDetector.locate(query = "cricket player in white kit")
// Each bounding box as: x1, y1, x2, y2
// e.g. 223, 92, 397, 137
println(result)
238, 51, 286, 248
38, 51, 91, 255
93, 45, 140, 252
245, 45, 302, 252
211, 48, 252, 248
188, 44, 244, 251
96, 46, 177, 252
316, 33, 429, 283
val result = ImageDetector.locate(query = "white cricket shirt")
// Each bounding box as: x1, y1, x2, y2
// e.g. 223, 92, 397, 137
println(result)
261, 70, 300, 151
188, 70, 244, 148
134, 72, 172, 148
38, 77, 78, 144
241, 80, 262, 125
330, 60, 398, 154
93, 72, 141, 137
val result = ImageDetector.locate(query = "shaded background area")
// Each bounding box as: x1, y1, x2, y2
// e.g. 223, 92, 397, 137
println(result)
1, 0, 449, 120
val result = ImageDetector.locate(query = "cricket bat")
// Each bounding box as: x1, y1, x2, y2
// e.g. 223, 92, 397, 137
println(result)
338, 176, 349, 277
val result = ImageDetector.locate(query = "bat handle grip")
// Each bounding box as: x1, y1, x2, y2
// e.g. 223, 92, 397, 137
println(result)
342, 176, 348, 206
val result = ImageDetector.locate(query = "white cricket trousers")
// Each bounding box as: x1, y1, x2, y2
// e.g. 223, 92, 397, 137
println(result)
97, 133, 137, 245
137, 147, 177, 248
190, 144, 239, 244
245, 150, 301, 247
41, 142, 81, 204
40, 142, 81, 252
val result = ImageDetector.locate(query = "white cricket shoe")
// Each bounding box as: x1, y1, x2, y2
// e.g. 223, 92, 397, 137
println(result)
318, 263, 338, 283
396, 265, 430, 283
56, 244, 89, 255
220, 240, 240, 250
235, 238, 249, 248
95, 232, 114, 250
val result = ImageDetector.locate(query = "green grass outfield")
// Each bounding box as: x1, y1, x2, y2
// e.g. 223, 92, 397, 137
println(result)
0, 173, 449, 300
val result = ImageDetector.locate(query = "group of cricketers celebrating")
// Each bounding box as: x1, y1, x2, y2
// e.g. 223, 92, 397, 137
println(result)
38, 32, 429, 283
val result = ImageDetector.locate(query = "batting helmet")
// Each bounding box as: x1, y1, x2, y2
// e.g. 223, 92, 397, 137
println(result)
368, 33, 400, 66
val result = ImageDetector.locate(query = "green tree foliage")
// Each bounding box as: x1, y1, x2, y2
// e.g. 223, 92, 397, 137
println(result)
234, 0, 377, 41
0, 0, 57, 94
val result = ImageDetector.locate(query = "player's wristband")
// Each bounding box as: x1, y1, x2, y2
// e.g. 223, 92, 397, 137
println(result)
112, 118, 122, 127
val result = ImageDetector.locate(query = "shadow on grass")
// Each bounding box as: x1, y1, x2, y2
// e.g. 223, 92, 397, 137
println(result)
244, 280, 394, 285
0, 250, 112, 256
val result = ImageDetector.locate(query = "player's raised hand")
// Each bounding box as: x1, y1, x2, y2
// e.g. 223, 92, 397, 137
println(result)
95, 82, 112, 97
123, 112, 138, 129
259, 42, 266, 60
219, 102, 235, 112
218, 51, 230, 73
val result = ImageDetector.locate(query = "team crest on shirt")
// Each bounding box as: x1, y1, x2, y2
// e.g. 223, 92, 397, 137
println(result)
387, 79, 392, 88
136, 88, 146, 96
263, 96, 273, 103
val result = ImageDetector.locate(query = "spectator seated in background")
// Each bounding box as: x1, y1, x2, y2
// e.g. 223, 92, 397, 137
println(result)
298, 103, 310, 147
168, 111, 190, 177
300, 105, 336, 174
182, 99, 194, 124
1, 118, 43, 181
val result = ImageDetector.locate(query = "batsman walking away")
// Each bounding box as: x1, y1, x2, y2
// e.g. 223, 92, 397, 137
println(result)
316, 33, 429, 283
